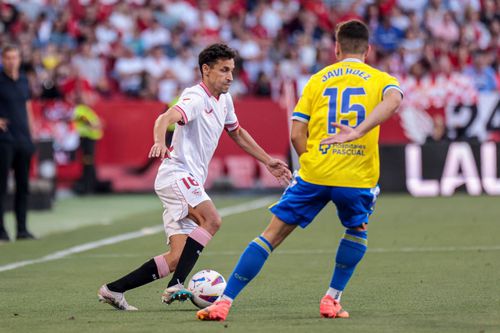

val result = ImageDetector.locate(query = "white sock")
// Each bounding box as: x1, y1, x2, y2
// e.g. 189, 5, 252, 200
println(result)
220, 295, 234, 304
326, 287, 342, 301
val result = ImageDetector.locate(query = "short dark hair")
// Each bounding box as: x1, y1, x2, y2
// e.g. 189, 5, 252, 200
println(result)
198, 43, 237, 76
1, 44, 20, 57
335, 20, 369, 54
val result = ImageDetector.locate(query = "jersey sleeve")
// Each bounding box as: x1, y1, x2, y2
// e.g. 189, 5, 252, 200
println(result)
224, 94, 240, 132
172, 90, 204, 125
292, 79, 314, 123
381, 73, 404, 99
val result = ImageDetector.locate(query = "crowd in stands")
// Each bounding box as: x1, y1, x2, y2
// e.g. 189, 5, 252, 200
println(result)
0, 0, 499, 105
0, 0, 500, 144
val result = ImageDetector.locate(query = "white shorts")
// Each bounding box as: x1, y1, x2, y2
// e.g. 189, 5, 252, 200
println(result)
155, 167, 211, 241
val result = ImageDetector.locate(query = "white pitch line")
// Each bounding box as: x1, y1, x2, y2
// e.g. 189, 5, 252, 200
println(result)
0, 196, 276, 273
60, 244, 500, 259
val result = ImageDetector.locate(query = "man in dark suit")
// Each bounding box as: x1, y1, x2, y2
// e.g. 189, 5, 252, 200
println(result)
0, 45, 36, 242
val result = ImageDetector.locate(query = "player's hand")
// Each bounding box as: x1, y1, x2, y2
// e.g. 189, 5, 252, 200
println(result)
148, 142, 170, 159
0, 118, 8, 132
266, 158, 292, 186
320, 123, 361, 145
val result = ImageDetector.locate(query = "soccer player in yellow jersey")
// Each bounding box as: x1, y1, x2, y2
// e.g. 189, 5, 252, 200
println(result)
197, 20, 403, 321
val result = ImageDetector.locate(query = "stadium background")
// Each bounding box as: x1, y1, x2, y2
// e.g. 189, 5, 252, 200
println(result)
1, 1, 500, 332
1, 0, 499, 201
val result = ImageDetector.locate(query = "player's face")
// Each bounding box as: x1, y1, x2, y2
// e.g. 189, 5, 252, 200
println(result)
204, 58, 235, 95
2, 50, 21, 74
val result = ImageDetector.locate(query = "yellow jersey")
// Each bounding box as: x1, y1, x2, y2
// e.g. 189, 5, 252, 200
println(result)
292, 58, 402, 188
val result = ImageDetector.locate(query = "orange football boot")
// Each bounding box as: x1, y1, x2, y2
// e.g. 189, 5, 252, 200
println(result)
196, 299, 232, 321
319, 295, 349, 318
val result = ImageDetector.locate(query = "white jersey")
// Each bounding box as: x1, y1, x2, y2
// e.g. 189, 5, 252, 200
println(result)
158, 82, 239, 184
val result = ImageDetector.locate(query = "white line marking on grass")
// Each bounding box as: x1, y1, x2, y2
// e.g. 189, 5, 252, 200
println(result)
369, 245, 500, 253
0, 197, 276, 273
66, 244, 500, 259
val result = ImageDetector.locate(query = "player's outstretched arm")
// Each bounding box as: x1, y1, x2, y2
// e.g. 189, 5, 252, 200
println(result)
227, 127, 292, 185
320, 89, 402, 145
149, 108, 183, 159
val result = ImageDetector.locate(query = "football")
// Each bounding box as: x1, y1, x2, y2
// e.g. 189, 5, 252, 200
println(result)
187, 269, 227, 309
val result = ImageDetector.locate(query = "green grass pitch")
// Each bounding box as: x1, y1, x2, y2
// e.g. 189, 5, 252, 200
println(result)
0, 194, 499, 333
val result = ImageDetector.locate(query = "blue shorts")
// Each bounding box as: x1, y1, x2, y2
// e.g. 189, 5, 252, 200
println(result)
269, 175, 380, 229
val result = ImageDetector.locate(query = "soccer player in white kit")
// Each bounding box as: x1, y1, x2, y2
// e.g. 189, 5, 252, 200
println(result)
97, 44, 291, 310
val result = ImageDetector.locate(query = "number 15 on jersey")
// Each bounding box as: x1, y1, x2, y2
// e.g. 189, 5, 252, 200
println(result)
323, 87, 366, 134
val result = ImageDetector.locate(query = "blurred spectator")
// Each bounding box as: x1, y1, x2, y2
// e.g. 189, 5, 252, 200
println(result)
124, 26, 146, 57
373, 15, 404, 54
72, 100, 103, 195
59, 64, 96, 105
462, 7, 491, 50
424, 0, 446, 34
364, 4, 380, 31
108, 1, 135, 37
95, 20, 119, 52
427, 11, 460, 44
141, 19, 170, 51
170, 46, 197, 85
164, 0, 199, 30
71, 42, 110, 95
480, 0, 499, 27
114, 47, 144, 96
41, 43, 61, 71
391, 6, 410, 32
449, 0, 481, 22
310, 44, 334, 73
254, 71, 272, 97
463, 51, 498, 91
34, 12, 52, 47
401, 28, 425, 69
143, 46, 171, 80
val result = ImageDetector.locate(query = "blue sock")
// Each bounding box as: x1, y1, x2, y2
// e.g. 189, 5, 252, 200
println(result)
330, 229, 367, 291
223, 236, 273, 300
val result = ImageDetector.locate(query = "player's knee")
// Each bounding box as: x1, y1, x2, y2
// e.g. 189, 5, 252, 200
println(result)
341, 221, 368, 231
352, 223, 368, 231
200, 214, 222, 234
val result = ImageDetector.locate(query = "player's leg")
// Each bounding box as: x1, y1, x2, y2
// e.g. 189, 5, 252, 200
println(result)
0, 142, 13, 242
12, 144, 35, 239
98, 234, 188, 311
166, 199, 220, 290
152, 170, 217, 299
222, 215, 297, 299
320, 186, 379, 318
160, 213, 202, 304
198, 175, 329, 321
105, 234, 186, 293
196, 215, 296, 321
98, 169, 200, 310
